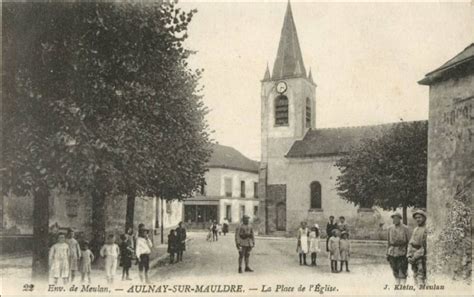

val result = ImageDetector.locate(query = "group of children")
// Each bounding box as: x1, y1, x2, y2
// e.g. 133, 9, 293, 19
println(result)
48, 226, 153, 285
48, 230, 94, 285
296, 222, 351, 273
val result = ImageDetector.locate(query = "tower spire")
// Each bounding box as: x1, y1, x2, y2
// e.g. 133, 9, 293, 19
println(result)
308, 68, 314, 83
263, 63, 271, 81
272, 1, 307, 80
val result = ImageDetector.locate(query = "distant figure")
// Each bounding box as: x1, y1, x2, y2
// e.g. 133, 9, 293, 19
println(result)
100, 234, 120, 284
408, 210, 427, 285
222, 218, 229, 236
337, 216, 348, 233
235, 215, 255, 273
212, 221, 218, 241
66, 229, 81, 283
326, 216, 338, 252
119, 234, 133, 281
136, 229, 153, 283
339, 231, 351, 272
49, 233, 70, 284
217, 223, 223, 236
296, 221, 309, 265
176, 222, 187, 262
168, 229, 177, 264
308, 224, 321, 266
79, 241, 94, 284
328, 229, 341, 273
387, 212, 409, 285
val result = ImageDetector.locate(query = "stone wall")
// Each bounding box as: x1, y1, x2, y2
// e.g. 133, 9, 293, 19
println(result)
2, 191, 182, 242
426, 73, 473, 281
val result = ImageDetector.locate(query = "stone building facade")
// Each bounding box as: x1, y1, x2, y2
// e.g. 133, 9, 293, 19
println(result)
257, 2, 420, 237
183, 144, 259, 230
419, 43, 474, 278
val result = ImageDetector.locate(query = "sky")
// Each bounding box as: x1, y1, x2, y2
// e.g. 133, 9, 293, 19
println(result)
178, 1, 474, 160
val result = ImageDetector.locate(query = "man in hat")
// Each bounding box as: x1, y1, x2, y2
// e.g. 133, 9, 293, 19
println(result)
407, 210, 427, 285
235, 215, 255, 273
386, 212, 410, 284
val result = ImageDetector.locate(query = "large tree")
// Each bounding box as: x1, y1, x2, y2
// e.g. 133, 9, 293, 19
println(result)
335, 121, 427, 224
3, 1, 211, 280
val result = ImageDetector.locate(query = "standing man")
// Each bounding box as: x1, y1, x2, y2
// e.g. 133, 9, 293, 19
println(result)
235, 215, 255, 273
387, 212, 410, 285
175, 222, 187, 262
326, 216, 338, 252
407, 210, 427, 285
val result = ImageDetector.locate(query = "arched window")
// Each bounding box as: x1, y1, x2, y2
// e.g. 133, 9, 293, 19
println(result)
275, 95, 289, 126
305, 97, 311, 128
310, 181, 322, 209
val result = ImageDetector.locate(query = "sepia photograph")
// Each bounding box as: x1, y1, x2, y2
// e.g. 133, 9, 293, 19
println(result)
1, 0, 473, 296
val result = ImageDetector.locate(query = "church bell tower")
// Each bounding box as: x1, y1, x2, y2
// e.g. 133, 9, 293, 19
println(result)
258, 1, 316, 234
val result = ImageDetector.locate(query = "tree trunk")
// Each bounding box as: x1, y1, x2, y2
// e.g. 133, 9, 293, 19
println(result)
402, 206, 408, 225
91, 190, 106, 259
32, 185, 50, 281
125, 193, 135, 233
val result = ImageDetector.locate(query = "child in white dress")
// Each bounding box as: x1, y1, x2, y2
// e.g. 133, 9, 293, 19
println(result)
49, 233, 70, 284
79, 241, 94, 283
100, 234, 120, 284
308, 224, 321, 266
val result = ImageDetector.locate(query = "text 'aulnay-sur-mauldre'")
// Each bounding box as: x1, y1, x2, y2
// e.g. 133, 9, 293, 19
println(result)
47, 283, 339, 294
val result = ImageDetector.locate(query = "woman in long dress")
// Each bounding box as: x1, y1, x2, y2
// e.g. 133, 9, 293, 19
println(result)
296, 221, 310, 265
49, 233, 70, 284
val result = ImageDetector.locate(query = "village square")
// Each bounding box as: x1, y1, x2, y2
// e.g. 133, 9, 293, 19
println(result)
1, 1, 472, 296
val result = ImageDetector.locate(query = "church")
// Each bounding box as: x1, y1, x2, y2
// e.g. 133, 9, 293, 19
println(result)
257, 2, 421, 237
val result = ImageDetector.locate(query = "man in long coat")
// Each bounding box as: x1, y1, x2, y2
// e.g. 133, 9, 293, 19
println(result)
235, 215, 255, 273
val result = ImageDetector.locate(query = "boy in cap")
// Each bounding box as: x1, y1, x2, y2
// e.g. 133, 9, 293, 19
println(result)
407, 210, 427, 285
235, 215, 255, 273
387, 212, 410, 284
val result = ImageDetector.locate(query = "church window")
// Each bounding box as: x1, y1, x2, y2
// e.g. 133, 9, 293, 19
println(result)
275, 95, 289, 126
310, 181, 322, 209
305, 97, 311, 127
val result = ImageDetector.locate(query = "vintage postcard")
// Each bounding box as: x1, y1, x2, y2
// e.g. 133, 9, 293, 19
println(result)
1, 0, 473, 296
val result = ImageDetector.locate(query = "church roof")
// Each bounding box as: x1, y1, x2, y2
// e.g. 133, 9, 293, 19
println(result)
207, 143, 259, 173
272, 1, 307, 80
419, 43, 474, 85
286, 121, 427, 158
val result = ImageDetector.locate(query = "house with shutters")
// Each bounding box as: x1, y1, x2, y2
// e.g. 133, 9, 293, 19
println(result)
183, 143, 260, 229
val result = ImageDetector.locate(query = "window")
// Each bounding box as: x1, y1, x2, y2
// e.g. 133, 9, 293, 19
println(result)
166, 201, 172, 213
224, 178, 232, 197
226, 205, 232, 222
254, 206, 258, 216
275, 95, 289, 126
200, 178, 206, 196
310, 181, 322, 209
240, 205, 245, 219
305, 97, 311, 127
240, 181, 246, 198
253, 182, 258, 198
